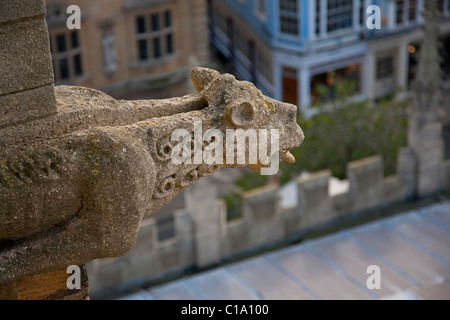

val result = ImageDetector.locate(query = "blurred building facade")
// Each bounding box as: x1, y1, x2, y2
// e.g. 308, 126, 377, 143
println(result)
209, 0, 450, 114
45, 0, 210, 99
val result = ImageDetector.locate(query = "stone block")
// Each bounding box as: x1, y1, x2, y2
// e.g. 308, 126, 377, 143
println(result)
0, 0, 46, 23
174, 210, 195, 265
382, 176, 405, 205
156, 240, 181, 273
347, 155, 385, 212
0, 18, 54, 95
243, 185, 284, 246
185, 178, 220, 226
194, 232, 221, 268
131, 218, 156, 252
0, 84, 56, 127
417, 163, 444, 197
397, 147, 417, 197
243, 184, 279, 223
221, 220, 249, 257
331, 191, 353, 217
281, 207, 301, 237
348, 155, 383, 195
297, 170, 333, 228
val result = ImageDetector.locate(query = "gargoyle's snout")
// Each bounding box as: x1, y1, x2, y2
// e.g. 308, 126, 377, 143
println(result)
276, 101, 304, 164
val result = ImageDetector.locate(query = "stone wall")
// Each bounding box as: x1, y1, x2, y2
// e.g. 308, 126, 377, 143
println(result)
87, 146, 450, 295
0, 0, 56, 128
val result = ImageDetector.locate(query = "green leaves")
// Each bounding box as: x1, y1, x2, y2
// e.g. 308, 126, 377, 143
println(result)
283, 93, 408, 181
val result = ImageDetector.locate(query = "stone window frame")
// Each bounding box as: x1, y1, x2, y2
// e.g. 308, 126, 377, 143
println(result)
279, 0, 300, 37
326, 0, 354, 33
376, 55, 394, 81
315, 0, 362, 39
134, 9, 175, 63
49, 29, 84, 83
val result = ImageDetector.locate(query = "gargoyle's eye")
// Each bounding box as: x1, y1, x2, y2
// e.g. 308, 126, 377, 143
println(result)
226, 100, 255, 127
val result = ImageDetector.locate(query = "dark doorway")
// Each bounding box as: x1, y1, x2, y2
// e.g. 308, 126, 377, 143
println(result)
282, 66, 298, 105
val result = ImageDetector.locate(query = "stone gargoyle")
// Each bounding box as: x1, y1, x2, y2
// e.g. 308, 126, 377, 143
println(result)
0, 68, 304, 284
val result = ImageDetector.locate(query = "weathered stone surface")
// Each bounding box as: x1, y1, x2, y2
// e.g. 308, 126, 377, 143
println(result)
185, 176, 221, 267
407, 2, 445, 198
0, 68, 304, 284
0, 18, 54, 96
0, 0, 46, 23
397, 147, 417, 196
0, 86, 206, 149
347, 156, 384, 212
0, 0, 57, 131
243, 184, 279, 223
348, 156, 383, 193
297, 170, 332, 228
0, 85, 56, 128
244, 184, 284, 247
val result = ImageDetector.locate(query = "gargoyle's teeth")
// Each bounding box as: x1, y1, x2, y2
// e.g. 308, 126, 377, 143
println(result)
282, 151, 295, 164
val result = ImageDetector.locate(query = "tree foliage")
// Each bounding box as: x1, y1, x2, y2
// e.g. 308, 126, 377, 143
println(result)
280, 80, 408, 183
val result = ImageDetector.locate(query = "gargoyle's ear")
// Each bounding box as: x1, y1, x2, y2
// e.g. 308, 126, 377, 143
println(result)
191, 67, 220, 92
225, 100, 255, 127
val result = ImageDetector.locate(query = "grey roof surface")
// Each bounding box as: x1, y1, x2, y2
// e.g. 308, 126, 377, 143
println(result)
119, 201, 450, 300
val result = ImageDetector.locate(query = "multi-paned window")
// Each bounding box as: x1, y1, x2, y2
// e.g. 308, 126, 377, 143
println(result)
396, 0, 405, 24
315, 0, 357, 37
359, 0, 365, 26
396, 0, 418, 25
49, 30, 83, 82
135, 10, 174, 62
409, 0, 418, 21
315, 0, 321, 36
279, 0, 299, 36
327, 0, 353, 33
376, 56, 394, 80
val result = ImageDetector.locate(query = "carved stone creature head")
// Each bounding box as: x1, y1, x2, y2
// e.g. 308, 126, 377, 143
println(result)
191, 67, 304, 171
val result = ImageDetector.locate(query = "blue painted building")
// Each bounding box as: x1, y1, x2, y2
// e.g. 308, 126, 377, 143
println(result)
208, 0, 450, 114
